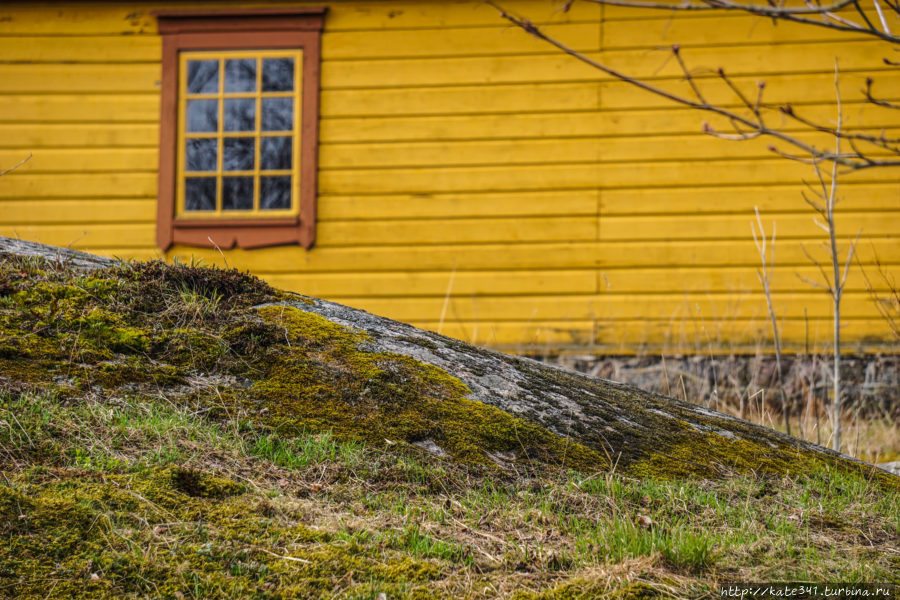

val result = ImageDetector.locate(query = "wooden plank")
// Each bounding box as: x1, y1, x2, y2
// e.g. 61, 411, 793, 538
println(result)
0, 1, 598, 35
166, 242, 608, 272
593, 238, 900, 268
601, 70, 900, 110
321, 137, 599, 169
263, 269, 598, 297
318, 160, 900, 195
321, 42, 884, 89
601, 184, 900, 215
602, 13, 872, 47
320, 100, 898, 141
321, 81, 600, 117
318, 190, 599, 220
316, 216, 597, 246
0, 199, 156, 224
322, 1, 601, 31
0, 173, 157, 198
0, 64, 159, 94
0, 5, 157, 35
4, 135, 893, 174
0, 123, 158, 148
163, 238, 899, 274
594, 265, 900, 294
404, 318, 894, 351
0, 95, 158, 123
0, 224, 155, 249
319, 72, 895, 117
600, 0, 881, 22
0, 35, 160, 62
0, 148, 157, 173
323, 292, 888, 322
319, 130, 885, 169
322, 22, 599, 60
599, 211, 899, 241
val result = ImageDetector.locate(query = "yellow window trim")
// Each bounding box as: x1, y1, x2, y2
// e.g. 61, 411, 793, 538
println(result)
176, 49, 303, 220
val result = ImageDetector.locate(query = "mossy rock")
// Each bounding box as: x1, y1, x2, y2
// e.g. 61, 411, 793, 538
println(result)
0, 238, 896, 489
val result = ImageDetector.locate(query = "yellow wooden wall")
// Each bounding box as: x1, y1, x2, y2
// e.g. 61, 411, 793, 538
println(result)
1, 1, 898, 354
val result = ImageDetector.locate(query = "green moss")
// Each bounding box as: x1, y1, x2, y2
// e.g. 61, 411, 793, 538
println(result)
0, 463, 451, 600
250, 305, 608, 473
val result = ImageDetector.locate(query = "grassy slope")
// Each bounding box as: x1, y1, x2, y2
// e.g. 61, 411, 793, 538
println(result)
0, 255, 897, 599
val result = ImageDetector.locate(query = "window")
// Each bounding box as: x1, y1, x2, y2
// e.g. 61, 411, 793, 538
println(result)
155, 9, 326, 251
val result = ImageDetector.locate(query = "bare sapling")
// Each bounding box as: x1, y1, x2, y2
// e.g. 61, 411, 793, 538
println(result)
751, 207, 789, 435
796, 63, 862, 453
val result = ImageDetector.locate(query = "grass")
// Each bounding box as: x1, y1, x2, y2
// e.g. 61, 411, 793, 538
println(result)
2, 384, 898, 598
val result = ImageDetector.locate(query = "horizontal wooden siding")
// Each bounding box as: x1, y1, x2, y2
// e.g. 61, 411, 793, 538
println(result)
0, 0, 897, 353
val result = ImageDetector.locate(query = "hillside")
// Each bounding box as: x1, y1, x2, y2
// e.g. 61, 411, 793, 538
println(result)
0, 238, 897, 599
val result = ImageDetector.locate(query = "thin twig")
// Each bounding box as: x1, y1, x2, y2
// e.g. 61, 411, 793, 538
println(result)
0, 153, 32, 177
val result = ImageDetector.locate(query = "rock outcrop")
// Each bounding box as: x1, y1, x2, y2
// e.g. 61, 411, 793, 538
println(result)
0, 237, 894, 488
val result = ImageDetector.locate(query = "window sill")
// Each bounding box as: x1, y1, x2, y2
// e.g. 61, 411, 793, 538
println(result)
171, 217, 311, 250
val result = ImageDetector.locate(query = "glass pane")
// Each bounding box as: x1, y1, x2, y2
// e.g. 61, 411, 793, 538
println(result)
186, 99, 217, 132
185, 138, 217, 172
260, 176, 291, 210
262, 58, 294, 92
187, 60, 218, 94
261, 98, 293, 131
260, 137, 292, 170
222, 177, 254, 211
225, 59, 256, 93
223, 138, 254, 171
224, 98, 255, 132
184, 177, 216, 211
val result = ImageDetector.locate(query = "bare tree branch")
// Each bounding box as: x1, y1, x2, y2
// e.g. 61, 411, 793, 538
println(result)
488, 3, 900, 169
578, 0, 900, 43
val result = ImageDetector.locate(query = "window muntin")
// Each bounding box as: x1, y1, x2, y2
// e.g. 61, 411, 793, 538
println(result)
176, 49, 302, 219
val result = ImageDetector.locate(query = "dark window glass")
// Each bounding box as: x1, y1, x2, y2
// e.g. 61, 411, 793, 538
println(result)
185, 177, 216, 211
186, 99, 218, 132
262, 58, 294, 92
224, 98, 255, 132
223, 177, 254, 211
223, 138, 254, 172
225, 59, 256, 93
260, 137, 292, 170
185, 138, 217, 172
261, 98, 293, 131
260, 176, 291, 210
187, 60, 218, 94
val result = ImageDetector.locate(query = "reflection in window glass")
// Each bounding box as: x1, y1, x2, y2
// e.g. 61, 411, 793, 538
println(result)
178, 51, 303, 218
186, 99, 218, 132
224, 138, 255, 171
223, 177, 254, 210
187, 60, 218, 94
185, 177, 216, 211
186, 138, 217, 172
262, 58, 294, 92
260, 137, 292, 170
262, 98, 293, 131
225, 59, 256, 93
224, 98, 255, 132
261, 176, 291, 210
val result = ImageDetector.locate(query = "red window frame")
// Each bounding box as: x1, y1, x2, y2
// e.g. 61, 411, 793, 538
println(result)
155, 8, 326, 251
